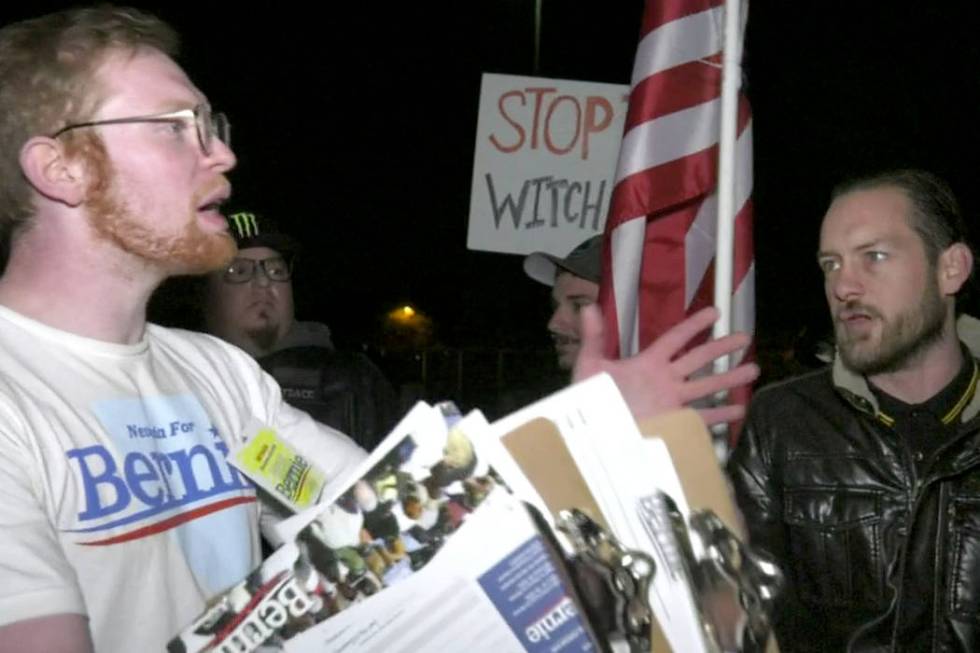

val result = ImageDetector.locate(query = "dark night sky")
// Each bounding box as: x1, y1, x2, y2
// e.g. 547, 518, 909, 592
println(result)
7, 1, 980, 359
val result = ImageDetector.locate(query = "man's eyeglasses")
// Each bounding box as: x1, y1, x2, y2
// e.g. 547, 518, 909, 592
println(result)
222, 256, 292, 284
49, 103, 230, 156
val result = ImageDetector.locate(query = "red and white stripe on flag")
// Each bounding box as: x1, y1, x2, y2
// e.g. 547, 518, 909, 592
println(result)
599, 0, 754, 372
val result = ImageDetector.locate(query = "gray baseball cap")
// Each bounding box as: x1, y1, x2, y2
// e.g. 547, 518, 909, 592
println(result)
523, 235, 603, 287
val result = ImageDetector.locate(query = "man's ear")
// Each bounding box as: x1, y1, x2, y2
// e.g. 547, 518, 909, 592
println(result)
19, 136, 88, 207
937, 242, 974, 297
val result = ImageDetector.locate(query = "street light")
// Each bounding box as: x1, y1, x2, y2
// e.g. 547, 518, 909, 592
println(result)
388, 304, 419, 325
383, 303, 433, 351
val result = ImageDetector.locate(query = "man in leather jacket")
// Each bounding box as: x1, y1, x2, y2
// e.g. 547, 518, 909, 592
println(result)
728, 169, 980, 652
203, 210, 399, 451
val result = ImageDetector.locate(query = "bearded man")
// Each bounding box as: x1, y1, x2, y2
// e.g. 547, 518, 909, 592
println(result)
728, 169, 980, 652
0, 7, 757, 652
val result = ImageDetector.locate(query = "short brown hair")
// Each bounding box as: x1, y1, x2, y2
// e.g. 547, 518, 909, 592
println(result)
832, 169, 976, 310
0, 6, 179, 239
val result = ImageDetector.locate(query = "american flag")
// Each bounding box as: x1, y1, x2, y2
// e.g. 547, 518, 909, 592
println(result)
599, 0, 754, 384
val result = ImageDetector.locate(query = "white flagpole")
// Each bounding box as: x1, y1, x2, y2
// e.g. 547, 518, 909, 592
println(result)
710, 0, 744, 447
712, 0, 743, 349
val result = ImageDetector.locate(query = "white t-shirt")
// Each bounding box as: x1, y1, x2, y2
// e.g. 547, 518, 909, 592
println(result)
0, 306, 366, 652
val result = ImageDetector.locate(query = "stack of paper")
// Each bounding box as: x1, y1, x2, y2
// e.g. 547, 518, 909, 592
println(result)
169, 373, 739, 653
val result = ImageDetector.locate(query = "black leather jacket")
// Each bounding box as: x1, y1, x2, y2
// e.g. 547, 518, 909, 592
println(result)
259, 346, 400, 453
728, 322, 980, 653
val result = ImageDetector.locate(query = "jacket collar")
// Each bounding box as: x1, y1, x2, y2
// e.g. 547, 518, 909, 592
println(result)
832, 314, 980, 423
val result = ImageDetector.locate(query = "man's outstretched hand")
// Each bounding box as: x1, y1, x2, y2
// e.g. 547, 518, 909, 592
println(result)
573, 305, 759, 425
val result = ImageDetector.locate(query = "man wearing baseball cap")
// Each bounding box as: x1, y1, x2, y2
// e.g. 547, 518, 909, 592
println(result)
523, 235, 602, 372
203, 210, 398, 451
204, 210, 302, 356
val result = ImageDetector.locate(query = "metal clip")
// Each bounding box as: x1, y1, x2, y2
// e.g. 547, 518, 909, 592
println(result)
638, 491, 783, 652
638, 492, 719, 652
557, 508, 655, 653
687, 510, 783, 651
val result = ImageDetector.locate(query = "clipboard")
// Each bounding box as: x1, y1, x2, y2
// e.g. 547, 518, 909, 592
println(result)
499, 408, 775, 653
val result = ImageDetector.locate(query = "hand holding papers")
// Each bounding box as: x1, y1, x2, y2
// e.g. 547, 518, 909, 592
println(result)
172, 404, 604, 653
172, 374, 780, 653
573, 305, 759, 425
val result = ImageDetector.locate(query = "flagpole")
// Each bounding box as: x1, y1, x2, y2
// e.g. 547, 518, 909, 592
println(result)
712, 0, 743, 352
533, 0, 542, 74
